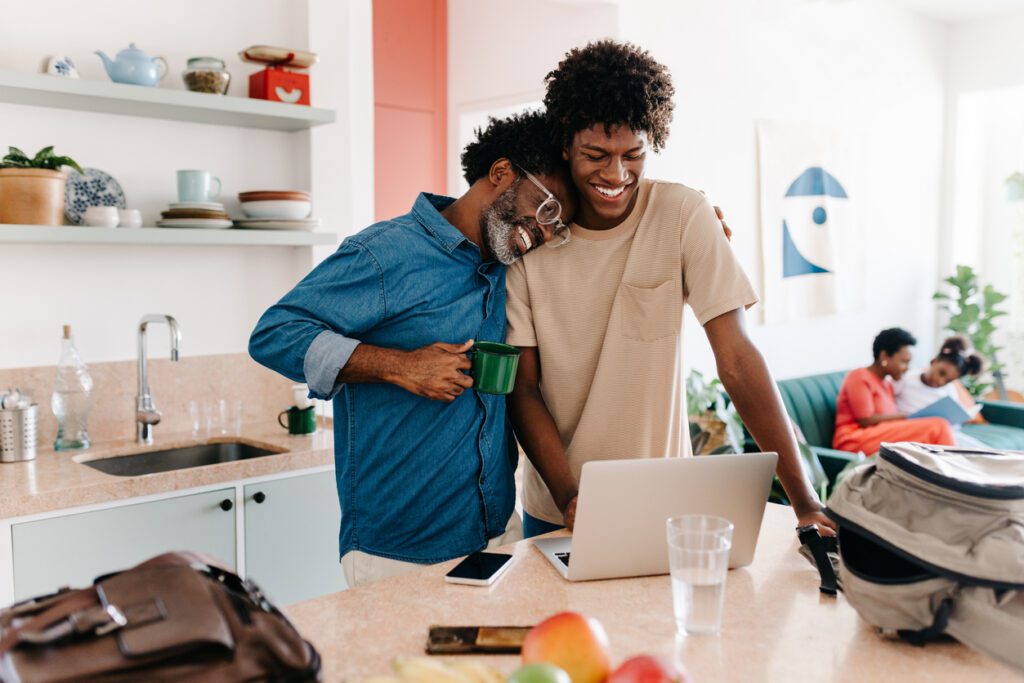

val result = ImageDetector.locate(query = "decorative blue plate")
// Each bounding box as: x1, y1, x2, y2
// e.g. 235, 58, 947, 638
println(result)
64, 168, 126, 225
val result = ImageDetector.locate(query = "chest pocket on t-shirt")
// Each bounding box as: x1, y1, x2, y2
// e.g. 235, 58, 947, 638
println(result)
619, 279, 678, 341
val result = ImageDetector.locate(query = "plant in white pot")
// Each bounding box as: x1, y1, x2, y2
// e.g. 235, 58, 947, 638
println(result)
0, 146, 83, 226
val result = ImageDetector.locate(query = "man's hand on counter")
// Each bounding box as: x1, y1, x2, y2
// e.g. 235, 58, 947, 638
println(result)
795, 506, 837, 537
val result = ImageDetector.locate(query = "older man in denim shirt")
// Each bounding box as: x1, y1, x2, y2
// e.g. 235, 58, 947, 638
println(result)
249, 112, 576, 586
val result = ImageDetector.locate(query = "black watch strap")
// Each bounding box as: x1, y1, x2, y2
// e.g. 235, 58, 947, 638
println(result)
797, 524, 838, 596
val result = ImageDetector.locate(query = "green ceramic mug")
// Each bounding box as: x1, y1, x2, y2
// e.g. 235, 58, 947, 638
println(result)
471, 341, 521, 395
278, 405, 316, 435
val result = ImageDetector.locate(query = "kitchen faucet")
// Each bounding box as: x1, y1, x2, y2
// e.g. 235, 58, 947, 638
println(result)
136, 314, 182, 444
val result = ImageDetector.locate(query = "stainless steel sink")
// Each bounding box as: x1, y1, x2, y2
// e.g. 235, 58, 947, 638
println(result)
81, 441, 287, 477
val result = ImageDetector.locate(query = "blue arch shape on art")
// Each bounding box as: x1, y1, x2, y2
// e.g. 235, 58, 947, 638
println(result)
783, 220, 830, 277
785, 167, 848, 198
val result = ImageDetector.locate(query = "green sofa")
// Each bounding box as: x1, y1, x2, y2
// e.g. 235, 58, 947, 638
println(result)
775, 370, 1024, 492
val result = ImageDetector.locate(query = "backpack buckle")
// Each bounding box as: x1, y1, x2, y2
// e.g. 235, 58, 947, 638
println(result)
94, 604, 128, 635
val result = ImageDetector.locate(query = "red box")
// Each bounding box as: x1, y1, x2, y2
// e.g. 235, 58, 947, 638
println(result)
248, 66, 310, 106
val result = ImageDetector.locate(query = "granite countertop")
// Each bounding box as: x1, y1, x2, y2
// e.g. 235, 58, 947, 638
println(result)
0, 423, 333, 519
286, 504, 1020, 683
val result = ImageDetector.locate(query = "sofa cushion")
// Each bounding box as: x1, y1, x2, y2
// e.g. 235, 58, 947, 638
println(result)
961, 424, 1024, 451
777, 371, 847, 449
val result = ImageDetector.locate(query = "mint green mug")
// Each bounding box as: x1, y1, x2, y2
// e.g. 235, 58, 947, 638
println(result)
177, 169, 221, 202
278, 405, 316, 435
471, 341, 521, 395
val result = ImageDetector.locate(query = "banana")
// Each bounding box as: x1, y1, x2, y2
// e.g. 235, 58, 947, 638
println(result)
451, 661, 506, 683
392, 657, 476, 683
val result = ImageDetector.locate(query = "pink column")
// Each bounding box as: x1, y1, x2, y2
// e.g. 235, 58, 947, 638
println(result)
373, 0, 447, 222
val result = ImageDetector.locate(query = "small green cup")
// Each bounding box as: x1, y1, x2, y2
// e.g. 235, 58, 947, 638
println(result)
278, 405, 317, 435
471, 341, 521, 395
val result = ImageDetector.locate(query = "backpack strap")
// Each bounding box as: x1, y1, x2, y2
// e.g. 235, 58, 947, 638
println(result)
898, 597, 953, 646
798, 524, 839, 596
0, 588, 100, 656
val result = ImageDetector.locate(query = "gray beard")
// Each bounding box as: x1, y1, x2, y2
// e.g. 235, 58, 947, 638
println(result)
483, 214, 519, 265
481, 187, 522, 265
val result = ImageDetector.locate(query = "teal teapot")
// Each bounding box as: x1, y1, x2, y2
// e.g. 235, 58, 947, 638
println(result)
95, 43, 168, 87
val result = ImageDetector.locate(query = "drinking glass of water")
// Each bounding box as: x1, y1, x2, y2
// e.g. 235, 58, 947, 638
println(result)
667, 514, 733, 636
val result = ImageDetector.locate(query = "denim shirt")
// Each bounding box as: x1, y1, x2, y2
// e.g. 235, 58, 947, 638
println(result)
249, 193, 515, 564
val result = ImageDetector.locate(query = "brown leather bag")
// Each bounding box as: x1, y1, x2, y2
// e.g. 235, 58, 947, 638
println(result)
0, 551, 321, 682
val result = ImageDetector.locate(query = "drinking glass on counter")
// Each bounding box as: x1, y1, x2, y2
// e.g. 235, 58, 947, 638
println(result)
225, 399, 242, 435
188, 400, 202, 437
188, 399, 242, 437
667, 514, 733, 636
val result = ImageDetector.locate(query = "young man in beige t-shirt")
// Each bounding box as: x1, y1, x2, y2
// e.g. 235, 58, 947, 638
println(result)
507, 40, 835, 538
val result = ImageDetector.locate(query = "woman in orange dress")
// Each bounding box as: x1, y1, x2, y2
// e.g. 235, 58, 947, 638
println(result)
833, 327, 955, 455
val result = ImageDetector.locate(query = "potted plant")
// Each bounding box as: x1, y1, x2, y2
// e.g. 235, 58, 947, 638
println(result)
0, 146, 83, 226
933, 263, 1009, 398
686, 369, 745, 454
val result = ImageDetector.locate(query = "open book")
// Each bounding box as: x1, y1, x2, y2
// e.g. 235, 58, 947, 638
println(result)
909, 395, 982, 426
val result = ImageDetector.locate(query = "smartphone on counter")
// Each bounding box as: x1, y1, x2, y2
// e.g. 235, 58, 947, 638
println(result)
444, 551, 513, 586
426, 625, 531, 654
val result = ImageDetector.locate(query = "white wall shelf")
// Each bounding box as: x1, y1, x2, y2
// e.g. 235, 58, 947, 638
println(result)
0, 70, 336, 132
0, 224, 337, 247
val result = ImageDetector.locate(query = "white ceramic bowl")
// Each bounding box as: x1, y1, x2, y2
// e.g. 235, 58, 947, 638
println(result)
83, 206, 119, 228
239, 200, 311, 219
118, 209, 143, 228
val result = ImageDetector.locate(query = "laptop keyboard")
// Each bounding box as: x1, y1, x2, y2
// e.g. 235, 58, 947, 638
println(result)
555, 551, 571, 567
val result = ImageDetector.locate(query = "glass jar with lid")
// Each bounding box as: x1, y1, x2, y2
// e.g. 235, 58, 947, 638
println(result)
182, 57, 230, 94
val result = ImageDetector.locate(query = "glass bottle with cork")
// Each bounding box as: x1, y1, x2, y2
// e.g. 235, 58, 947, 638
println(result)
52, 324, 94, 450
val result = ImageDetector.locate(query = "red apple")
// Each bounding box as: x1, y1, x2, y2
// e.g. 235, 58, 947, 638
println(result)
608, 656, 691, 683
522, 612, 612, 683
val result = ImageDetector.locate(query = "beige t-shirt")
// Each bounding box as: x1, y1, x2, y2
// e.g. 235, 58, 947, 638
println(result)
506, 179, 760, 523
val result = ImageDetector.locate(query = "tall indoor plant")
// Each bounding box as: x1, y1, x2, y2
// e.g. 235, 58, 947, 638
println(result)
933, 264, 1009, 397
0, 146, 83, 226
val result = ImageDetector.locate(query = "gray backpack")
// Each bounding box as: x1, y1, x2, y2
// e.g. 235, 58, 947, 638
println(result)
811, 442, 1024, 672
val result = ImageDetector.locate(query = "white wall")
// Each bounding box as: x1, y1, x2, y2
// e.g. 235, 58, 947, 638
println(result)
447, 0, 619, 193
942, 11, 1024, 281
0, 0, 373, 369
944, 11, 1024, 390
614, 0, 949, 378
947, 12, 1024, 96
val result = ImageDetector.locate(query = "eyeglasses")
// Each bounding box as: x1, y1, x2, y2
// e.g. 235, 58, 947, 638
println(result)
517, 166, 571, 249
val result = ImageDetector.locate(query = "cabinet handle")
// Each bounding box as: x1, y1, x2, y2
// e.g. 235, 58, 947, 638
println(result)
253, 491, 266, 504
220, 499, 233, 512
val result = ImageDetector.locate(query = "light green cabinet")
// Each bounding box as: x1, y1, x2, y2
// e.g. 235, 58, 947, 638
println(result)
12, 488, 236, 601
244, 471, 347, 605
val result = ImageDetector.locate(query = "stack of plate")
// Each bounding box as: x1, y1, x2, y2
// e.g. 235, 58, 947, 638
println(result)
234, 217, 321, 231
235, 190, 320, 231
156, 202, 233, 229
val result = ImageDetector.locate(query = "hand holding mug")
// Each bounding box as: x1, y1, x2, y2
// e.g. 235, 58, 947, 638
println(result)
397, 340, 474, 403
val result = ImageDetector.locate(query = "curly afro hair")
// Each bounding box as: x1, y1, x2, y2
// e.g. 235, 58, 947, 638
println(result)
936, 335, 984, 376
544, 40, 675, 151
461, 109, 565, 185
872, 327, 917, 361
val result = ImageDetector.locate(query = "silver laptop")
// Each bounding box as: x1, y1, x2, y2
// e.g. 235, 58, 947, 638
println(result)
533, 453, 778, 581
